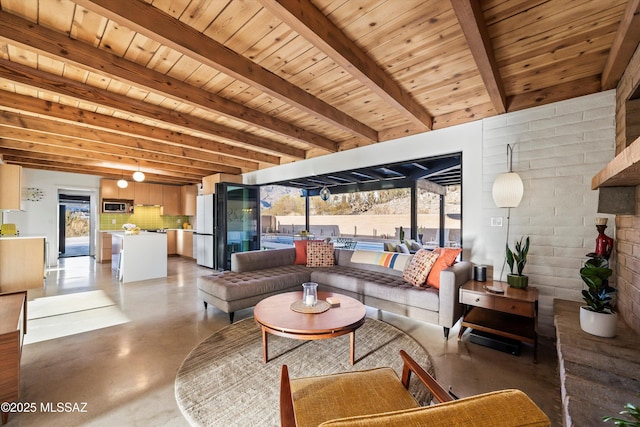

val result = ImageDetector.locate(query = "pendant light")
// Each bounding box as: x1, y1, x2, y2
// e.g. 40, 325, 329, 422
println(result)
117, 171, 128, 188
133, 161, 145, 182
319, 185, 331, 201
492, 144, 524, 281
492, 144, 523, 208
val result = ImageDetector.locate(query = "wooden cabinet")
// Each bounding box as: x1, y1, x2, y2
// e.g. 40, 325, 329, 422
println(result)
0, 237, 45, 293
167, 230, 177, 255
103, 180, 196, 215
181, 185, 197, 216
133, 182, 150, 205
148, 184, 163, 205
97, 232, 112, 263
0, 290, 26, 425
101, 179, 134, 201
0, 164, 22, 211
176, 230, 194, 258
134, 183, 163, 206
162, 185, 181, 215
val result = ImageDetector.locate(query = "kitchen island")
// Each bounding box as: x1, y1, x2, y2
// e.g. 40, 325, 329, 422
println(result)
110, 231, 167, 283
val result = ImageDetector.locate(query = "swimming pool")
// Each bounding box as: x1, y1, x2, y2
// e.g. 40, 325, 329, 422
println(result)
261, 235, 383, 251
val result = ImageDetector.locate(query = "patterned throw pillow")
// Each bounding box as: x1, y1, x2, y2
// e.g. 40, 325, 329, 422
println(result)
306, 241, 335, 267
293, 240, 322, 265
426, 247, 462, 289
402, 249, 440, 287
350, 250, 412, 272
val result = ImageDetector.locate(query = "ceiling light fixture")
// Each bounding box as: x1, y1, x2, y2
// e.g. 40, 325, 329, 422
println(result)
133, 162, 145, 182
117, 171, 128, 189
319, 185, 331, 201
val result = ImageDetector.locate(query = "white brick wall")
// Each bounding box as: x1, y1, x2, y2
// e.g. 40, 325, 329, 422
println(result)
481, 90, 616, 336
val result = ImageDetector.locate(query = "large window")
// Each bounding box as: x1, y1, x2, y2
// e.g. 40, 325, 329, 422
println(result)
309, 189, 410, 250
260, 185, 305, 249
417, 184, 461, 248
259, 154, 462, 251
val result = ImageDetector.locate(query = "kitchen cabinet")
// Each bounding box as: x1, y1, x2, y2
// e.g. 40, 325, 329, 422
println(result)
181, 185, 197, 216
0, 290, 27, 425
148, 184, 163, 205
176, 230, 194, 258
133, 183, 163, 206
97, 232, 112, 263
101, 179, 134, 201
167, 230, 177, 255
0, 236, 45, 293
162, 185, 181, 215
133, 182, 150, 205
0, 164, 22, 211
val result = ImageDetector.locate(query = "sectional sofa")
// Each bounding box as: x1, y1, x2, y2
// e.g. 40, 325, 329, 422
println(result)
196, 247, 472, 338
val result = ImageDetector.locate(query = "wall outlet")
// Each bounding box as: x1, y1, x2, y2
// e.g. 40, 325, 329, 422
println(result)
112, 219, 116, 225
177, 219, 181, 223
490, 217, 503, 227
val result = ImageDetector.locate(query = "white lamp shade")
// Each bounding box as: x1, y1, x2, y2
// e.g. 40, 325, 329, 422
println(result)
133, 171, 145, 182
117, 178, 128, 189
492, 172, 524, 208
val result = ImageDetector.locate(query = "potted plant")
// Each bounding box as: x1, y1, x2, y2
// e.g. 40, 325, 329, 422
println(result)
579, 257, 616, 337
505, 236, 529, 288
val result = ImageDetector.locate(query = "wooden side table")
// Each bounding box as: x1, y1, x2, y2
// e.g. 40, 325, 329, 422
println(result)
458, 280, 538, 362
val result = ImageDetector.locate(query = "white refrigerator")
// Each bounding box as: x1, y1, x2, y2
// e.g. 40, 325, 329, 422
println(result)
195, 194, 216, 269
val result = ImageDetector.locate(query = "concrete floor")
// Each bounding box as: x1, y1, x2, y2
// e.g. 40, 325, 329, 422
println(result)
6, 256, 562, 426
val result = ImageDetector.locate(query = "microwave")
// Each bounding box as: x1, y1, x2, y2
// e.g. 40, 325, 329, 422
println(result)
103, 201, 132, 213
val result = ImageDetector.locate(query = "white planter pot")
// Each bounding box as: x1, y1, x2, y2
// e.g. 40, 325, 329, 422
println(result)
579, 306, 617, 338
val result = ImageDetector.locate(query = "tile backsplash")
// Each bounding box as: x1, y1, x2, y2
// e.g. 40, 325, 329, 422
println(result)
100, 206, 191, 230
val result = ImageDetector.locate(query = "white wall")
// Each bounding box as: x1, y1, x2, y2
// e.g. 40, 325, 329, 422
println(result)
4, 169, 101, 267
245, 90, 616, 335
481, 90, 616, 335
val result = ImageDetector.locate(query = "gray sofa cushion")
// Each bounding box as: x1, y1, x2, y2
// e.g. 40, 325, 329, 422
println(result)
198, 265, 311, 301
231, 247, 296, 272
310, 266, 439, 311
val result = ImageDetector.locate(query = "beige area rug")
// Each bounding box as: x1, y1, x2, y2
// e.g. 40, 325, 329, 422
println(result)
25, 290, 130, 344
175, 317, 433, 427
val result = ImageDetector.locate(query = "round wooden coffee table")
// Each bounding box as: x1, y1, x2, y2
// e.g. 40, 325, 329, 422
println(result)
254, 291, 366, 365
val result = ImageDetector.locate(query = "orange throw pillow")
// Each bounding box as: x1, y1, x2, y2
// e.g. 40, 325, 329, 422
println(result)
293, 240, 308, 265
426, 247, 462, 289
294, 240, 323, 264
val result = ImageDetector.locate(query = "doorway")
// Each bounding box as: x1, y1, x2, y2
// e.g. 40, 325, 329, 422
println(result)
58, 194, 91, 258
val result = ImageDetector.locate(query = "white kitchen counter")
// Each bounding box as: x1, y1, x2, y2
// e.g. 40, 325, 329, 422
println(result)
109, 232, 167, 283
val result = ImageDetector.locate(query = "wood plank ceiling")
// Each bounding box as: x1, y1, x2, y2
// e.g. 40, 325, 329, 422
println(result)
0, 0, 639, 185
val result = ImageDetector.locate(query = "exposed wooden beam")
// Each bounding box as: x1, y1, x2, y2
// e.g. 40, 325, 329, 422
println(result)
75, 0, 379, 142
0, 113, 253, 174
0, 133, 240, 176
0, 10, 337, 153
450, 0, 507, 114
0, 91, 279, 165
0, 145, 206, 183
601, 0, 640, 90
260, 0, 432, 131
0, 58, 307, 159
